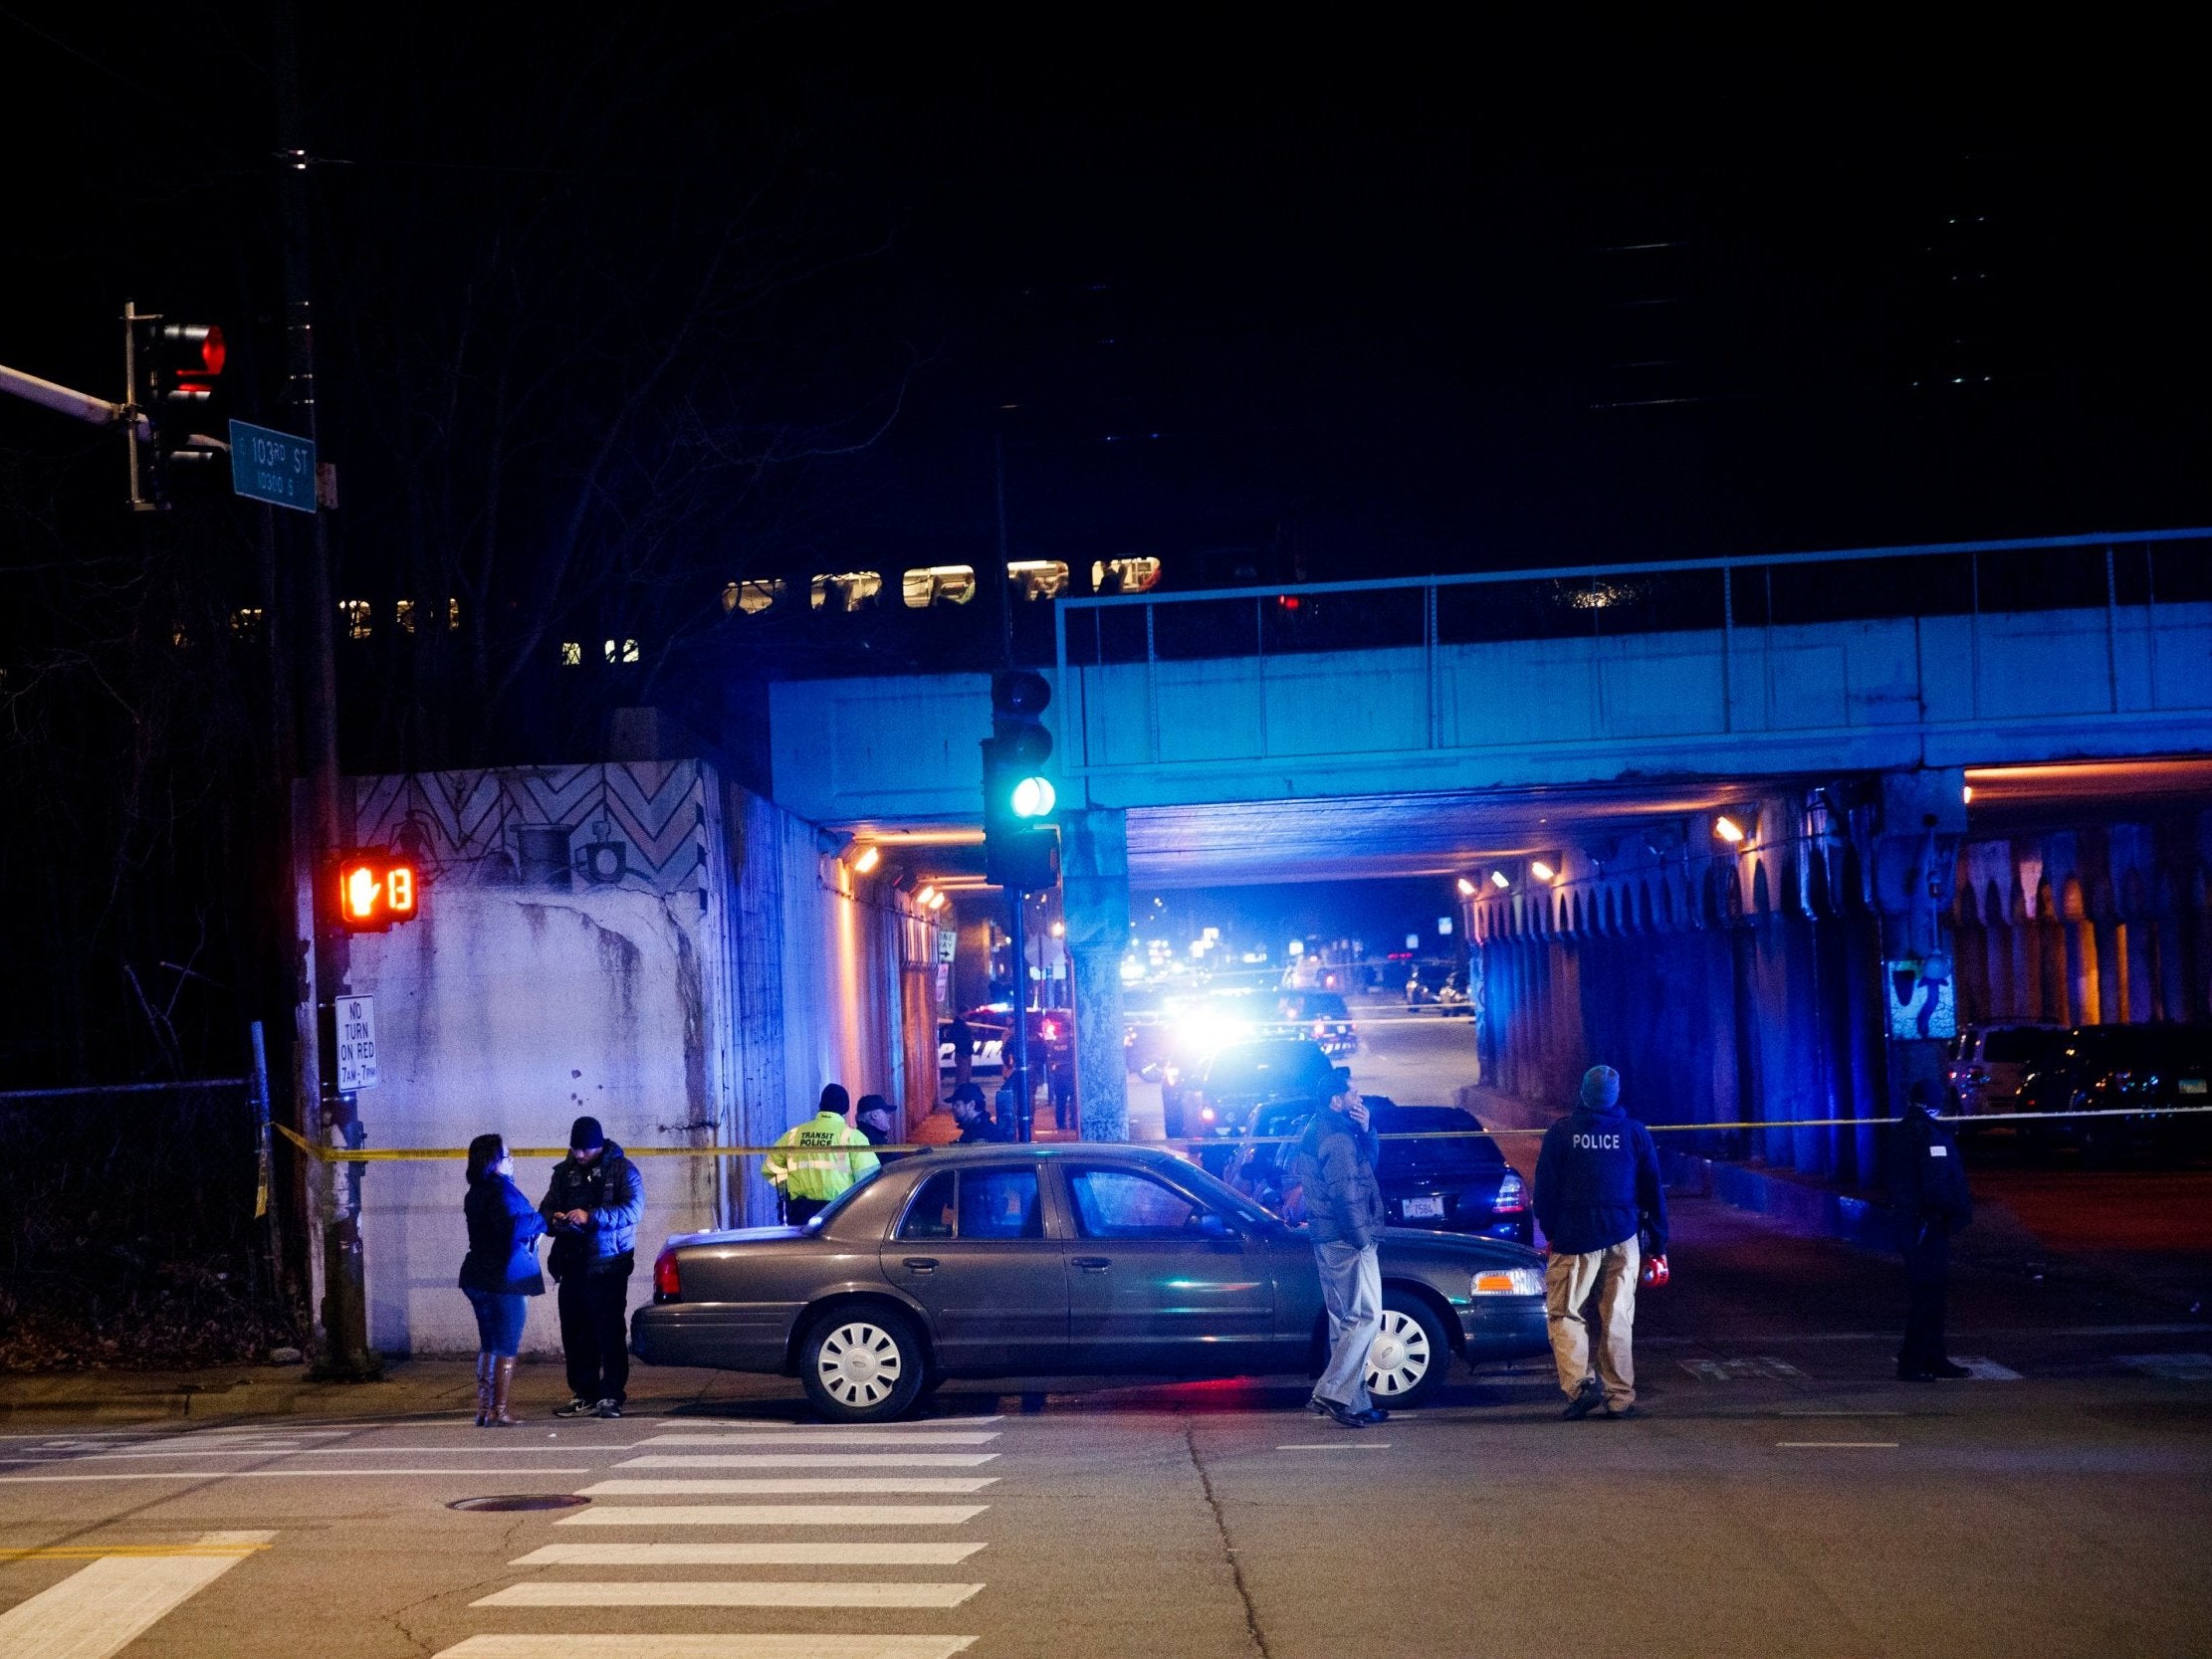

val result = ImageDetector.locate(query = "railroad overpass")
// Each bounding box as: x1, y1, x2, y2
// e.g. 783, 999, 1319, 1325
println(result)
771, 529, 2212, 1181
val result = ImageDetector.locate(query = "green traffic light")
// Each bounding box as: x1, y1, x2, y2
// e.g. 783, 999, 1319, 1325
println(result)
1010, 775, 1055, 818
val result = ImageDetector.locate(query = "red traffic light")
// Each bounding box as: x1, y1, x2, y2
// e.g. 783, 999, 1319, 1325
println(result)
160, 321, 224, 379
334, 852, 418, 932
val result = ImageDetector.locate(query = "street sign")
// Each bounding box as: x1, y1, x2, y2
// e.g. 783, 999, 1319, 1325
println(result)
334, 995, 380, 1092
229, 419, 318, 513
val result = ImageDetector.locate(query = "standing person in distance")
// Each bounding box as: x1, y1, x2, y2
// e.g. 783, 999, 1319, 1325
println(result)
1888, 1080, 1973, 1380
1289, 1068, 1389, 1428
458, 1134, 546, 1427
540, 1116, 644, 1420
764, 1085, 881, 1226
948, 1009, 977, 1091
1535, 1064, 1668, 1421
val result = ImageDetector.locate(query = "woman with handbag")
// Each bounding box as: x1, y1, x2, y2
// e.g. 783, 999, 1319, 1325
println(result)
459, 1133, 547, 1426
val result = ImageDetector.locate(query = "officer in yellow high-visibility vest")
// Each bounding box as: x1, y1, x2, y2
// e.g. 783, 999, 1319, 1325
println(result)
765, 1084, 881, 1225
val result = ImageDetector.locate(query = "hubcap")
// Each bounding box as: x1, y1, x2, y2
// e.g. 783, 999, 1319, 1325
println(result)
816, 1321, 905, 1407
1365, 1309, 1432, 1396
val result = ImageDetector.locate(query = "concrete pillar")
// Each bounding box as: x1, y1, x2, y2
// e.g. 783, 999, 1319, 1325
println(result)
1868, 767, 1967, 1108
1060, 808, 1130, 1141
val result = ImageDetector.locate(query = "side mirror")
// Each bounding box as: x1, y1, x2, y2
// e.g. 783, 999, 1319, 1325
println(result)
1196, 1211, 1234, 1240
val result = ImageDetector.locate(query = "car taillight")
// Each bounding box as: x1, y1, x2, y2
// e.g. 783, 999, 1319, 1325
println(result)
1494, 1172, 1527, 1213
653, 1247, 681, 1300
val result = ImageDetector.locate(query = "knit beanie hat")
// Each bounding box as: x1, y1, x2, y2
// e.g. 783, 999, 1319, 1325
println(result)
1580, 1065, 1621, 1110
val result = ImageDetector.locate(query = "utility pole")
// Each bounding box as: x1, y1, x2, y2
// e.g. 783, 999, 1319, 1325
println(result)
274, 0, 373, 1379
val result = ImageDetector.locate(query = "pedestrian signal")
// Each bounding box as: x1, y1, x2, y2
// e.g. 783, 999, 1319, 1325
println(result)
334, 851, 419, 932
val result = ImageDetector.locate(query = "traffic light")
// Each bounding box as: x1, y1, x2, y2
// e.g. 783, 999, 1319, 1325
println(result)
332, 850, 420, 933
983, 669, 1060, 892
123, 304, 227, 508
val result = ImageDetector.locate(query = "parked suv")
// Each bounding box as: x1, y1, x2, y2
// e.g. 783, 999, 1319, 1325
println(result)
1946, 1021, 2064, 1117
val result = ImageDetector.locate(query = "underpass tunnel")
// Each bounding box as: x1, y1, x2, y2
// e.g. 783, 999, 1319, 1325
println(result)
844, 760, 2212, 1189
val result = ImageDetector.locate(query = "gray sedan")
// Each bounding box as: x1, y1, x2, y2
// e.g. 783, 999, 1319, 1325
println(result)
633, 1143, 1548, 1421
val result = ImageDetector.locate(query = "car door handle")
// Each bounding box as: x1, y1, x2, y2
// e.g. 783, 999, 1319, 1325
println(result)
902, 1257, 940, 1272
1071, 1256, 1112, 1272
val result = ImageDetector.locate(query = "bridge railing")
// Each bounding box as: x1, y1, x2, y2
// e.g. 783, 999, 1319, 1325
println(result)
1052, 528, 2212, 779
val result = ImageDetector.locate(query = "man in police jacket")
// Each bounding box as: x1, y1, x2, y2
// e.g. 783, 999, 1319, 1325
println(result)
1888, 1081, 1973, 1380
765, 1085, 881, 1225
1534, 1064, 1668, 1420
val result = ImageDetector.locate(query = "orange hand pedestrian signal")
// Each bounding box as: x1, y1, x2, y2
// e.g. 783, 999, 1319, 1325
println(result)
334, 851, 419, 932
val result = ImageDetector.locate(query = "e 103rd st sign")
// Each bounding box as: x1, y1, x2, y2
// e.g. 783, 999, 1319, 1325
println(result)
229, 419, 318, 513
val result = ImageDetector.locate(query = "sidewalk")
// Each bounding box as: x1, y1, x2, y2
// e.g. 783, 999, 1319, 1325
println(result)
0, 1357, 789, 1424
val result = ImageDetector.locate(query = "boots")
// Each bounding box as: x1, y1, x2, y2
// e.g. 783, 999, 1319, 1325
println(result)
473, 1352, 495, 1427
487, 1356, 520, 1427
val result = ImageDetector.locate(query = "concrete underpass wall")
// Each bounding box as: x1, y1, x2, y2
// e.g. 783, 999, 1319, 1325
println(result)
1949, 815, 2212, 1029
340, 761, 928, 1355
1471, 794, 1887, 1186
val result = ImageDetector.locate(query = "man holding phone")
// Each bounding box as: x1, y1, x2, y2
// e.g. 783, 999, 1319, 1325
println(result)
1289, 1068, 1389, 1428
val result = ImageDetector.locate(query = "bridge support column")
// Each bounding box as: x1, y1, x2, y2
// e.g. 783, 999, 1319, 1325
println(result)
1868, 767, 1969, 1120
1060, 808, 1130, 1141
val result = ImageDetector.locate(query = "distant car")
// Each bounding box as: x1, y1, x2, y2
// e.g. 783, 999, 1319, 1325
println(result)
939, 1020, 1007, 1078
1946, 1021, 2065, 1116
1166, 1037, 1337, 1144
1223, 1099, 1532, 1245
2015, 1023, 2212, 1159
632, 1143, 1549, 1420
1261, 990, 1358, 1056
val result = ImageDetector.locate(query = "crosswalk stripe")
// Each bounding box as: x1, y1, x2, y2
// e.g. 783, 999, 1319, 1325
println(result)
511, 1544, 988, 1566
0, 1530, 275, 1659
643, 1433, 998, 1447
435, 1639, 975, 1659
620, 1454, 996, 1470
581, 1479, 996, 1496
556, 1505, 986, 1527
476, 1580, 986, 1608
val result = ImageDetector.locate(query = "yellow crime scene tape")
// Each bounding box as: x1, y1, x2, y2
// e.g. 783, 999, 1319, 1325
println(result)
276, 1107, 2212, 1162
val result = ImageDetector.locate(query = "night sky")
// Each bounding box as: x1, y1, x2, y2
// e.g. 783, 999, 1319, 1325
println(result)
6, 12, 2207, 595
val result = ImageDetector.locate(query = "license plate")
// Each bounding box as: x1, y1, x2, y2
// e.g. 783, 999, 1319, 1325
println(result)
1402, 1195, 1444, 1219
2181, 1078, 2207, 1096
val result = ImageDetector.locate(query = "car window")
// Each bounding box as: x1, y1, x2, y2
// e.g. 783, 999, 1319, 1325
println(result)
1066, 1167, 1217, 1240
958, 1168, 1043, 1239
1982, 1029, 2058, 1064
896, 1171, 958, 1239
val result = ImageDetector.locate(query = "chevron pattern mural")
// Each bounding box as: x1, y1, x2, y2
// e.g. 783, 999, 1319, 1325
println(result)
350, 761, 711, 896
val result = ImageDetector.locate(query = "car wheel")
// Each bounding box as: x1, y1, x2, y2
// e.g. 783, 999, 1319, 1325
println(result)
799, 1306, 927, 1422
1365, 1291, 1451, 1407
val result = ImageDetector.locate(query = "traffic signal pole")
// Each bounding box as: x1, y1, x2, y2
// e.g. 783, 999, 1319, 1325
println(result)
1007, 891, 1032, 1141
274, 0, 373, 1380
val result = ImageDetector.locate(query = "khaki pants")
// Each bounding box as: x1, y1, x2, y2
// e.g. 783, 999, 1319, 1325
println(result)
1544, 1237, 1640, 1409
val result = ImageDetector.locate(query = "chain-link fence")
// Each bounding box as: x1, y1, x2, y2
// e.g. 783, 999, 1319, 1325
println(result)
0, 1079, 298, 1369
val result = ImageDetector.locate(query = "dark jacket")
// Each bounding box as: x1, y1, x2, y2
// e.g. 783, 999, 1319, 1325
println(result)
957, 1109, 1014, 1144
540, 1141, 644, 1278
1885, 1108, 1972, 1234
459, 1173, 548, 1296
1535, 1101, 1668, 1255
1288, 1107, 1386, 1250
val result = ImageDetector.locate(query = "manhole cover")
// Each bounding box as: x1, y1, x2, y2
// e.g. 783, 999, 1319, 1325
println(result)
446, 1494, 591, 1513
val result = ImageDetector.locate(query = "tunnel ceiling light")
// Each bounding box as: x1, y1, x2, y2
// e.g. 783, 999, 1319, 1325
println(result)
915, 884, 939, 907
926, 890, 949, 912
851, 844, 881, 874
1530, 860, 1557, 884
1456, 876, 1477, 897
1961, 784, 1974, 804
1713, 815, 1747, 844
1489, 870, 1511, 890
